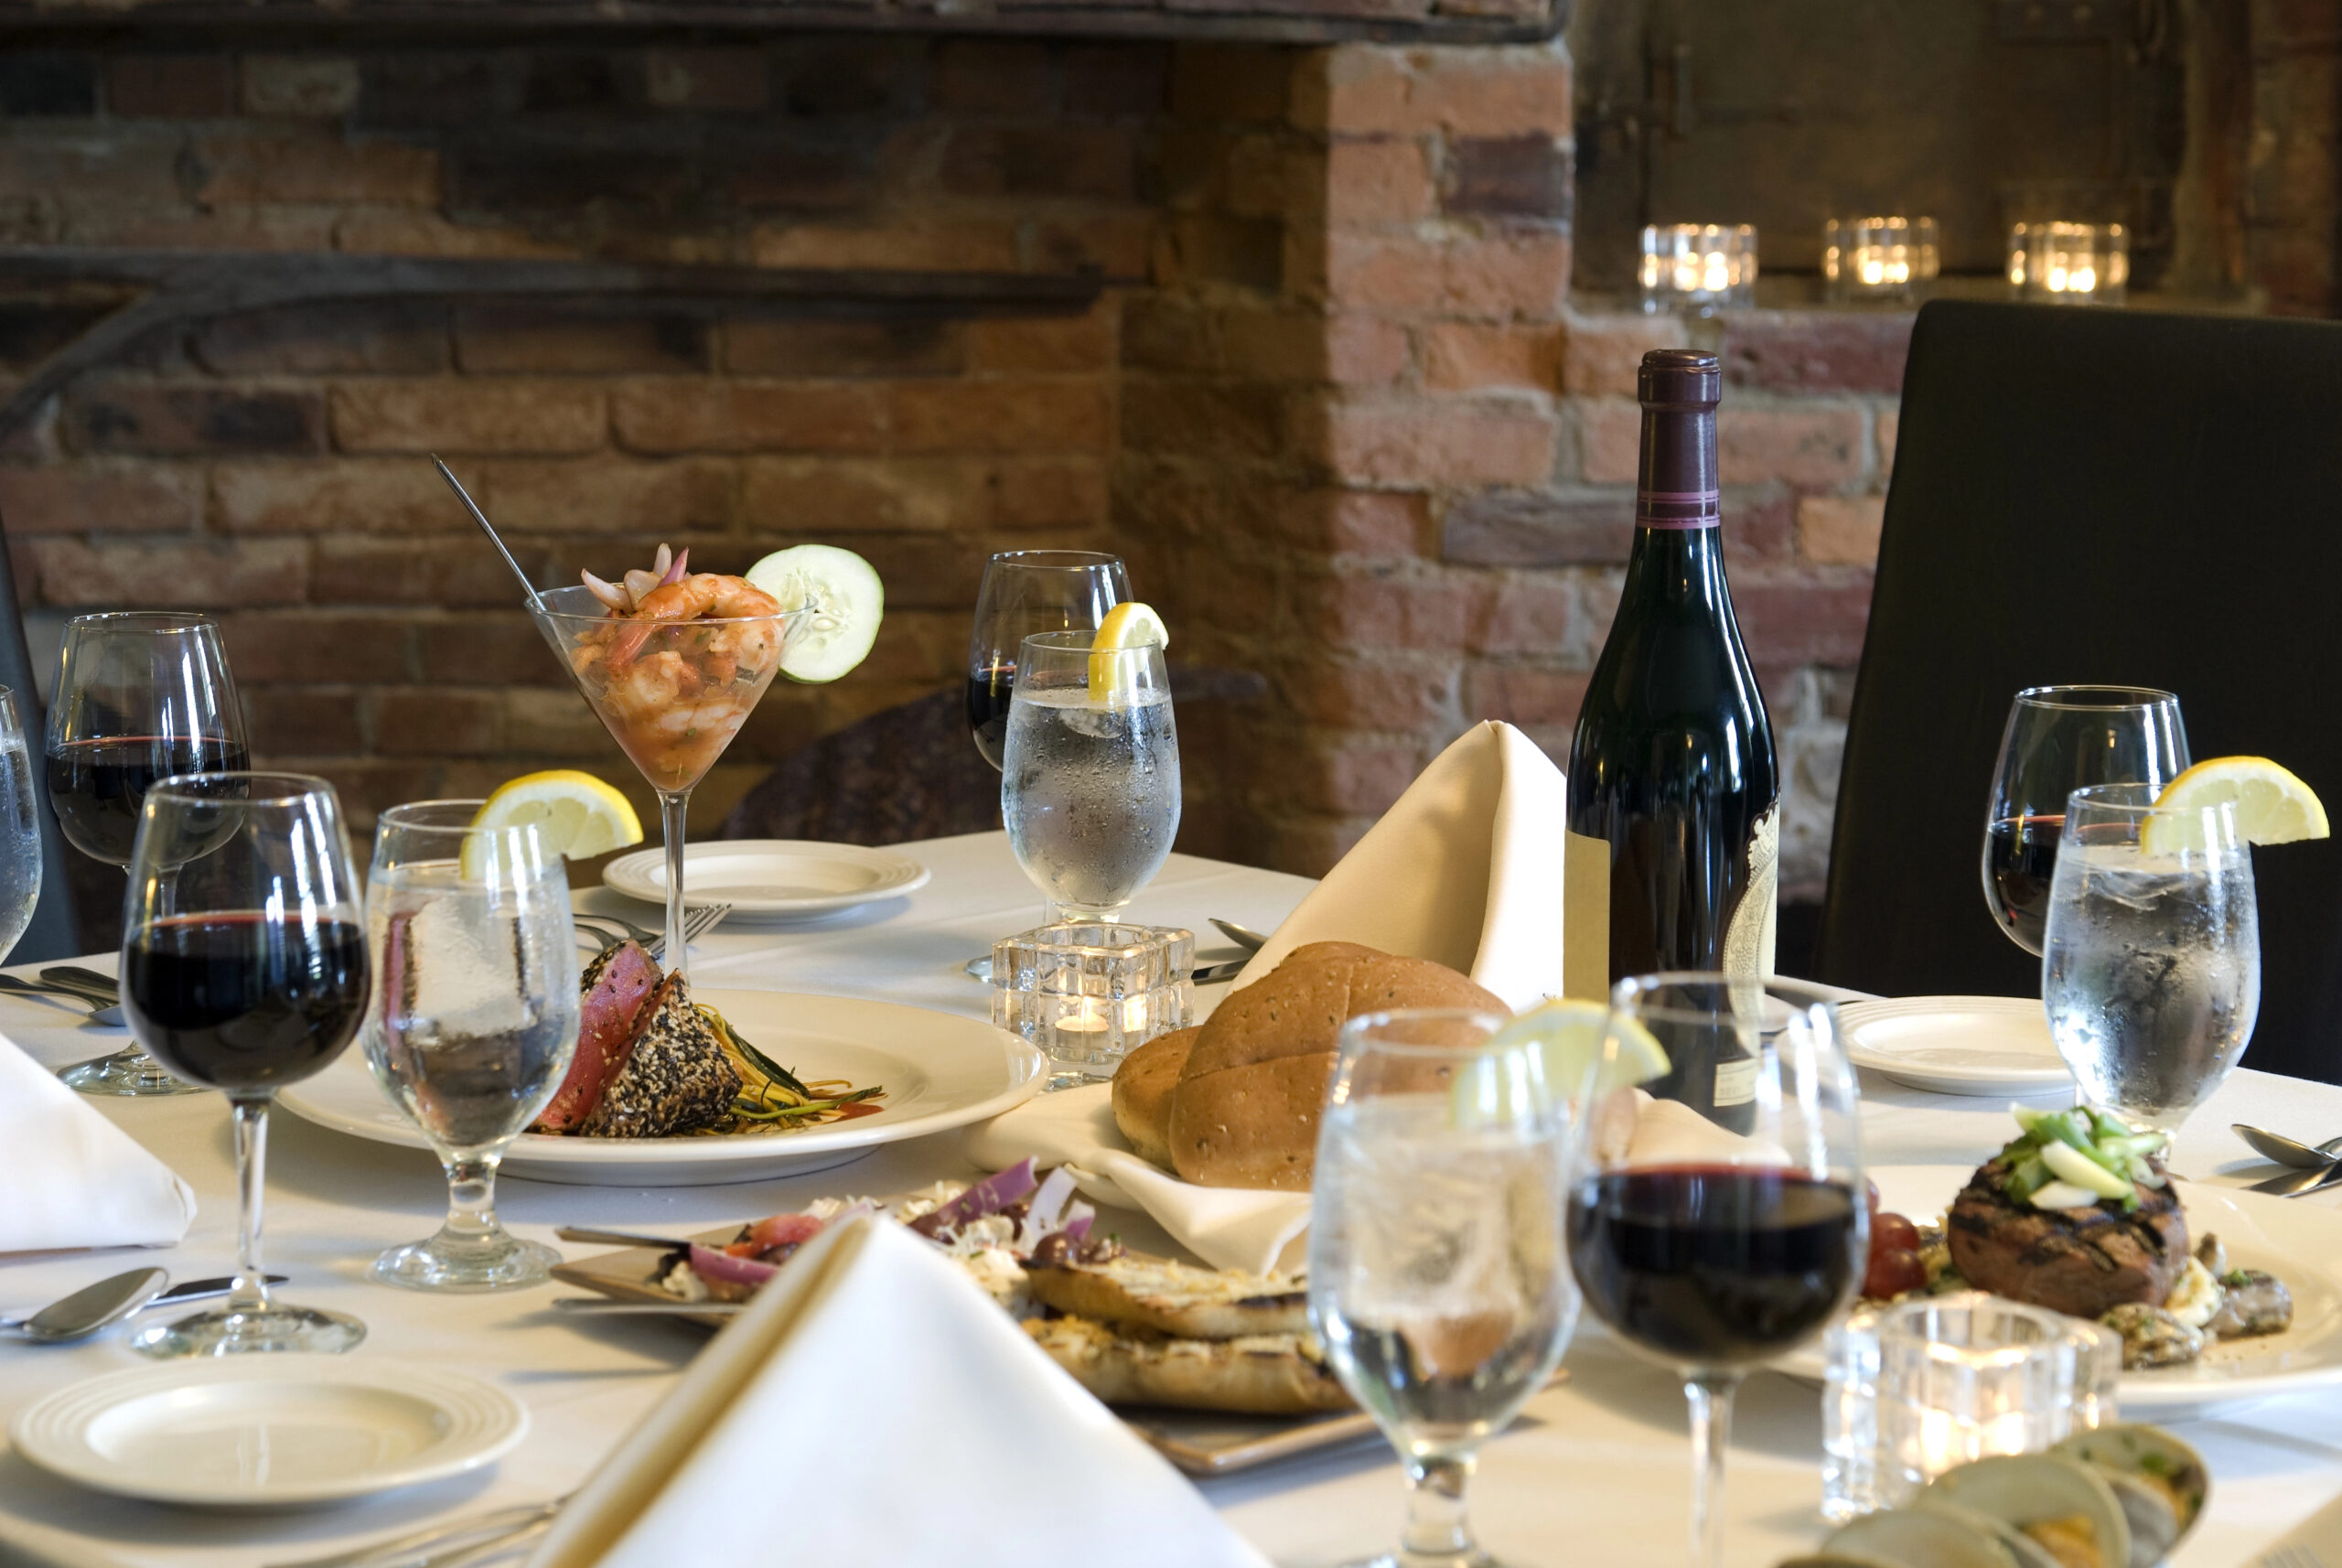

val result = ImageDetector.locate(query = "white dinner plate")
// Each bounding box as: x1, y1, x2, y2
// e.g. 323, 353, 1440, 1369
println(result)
9, 1359, 526, 1508
1837, 995, 2076, 1098
602, 839, 929, 918
279, 990, 1047, 1187
1781, 1164, 2342, 1420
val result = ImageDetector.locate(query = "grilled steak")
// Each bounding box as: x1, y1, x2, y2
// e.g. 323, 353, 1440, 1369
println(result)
536, 941, 662, 1132
578, 973, 741, 1138
1946, 1154, 2188, 1319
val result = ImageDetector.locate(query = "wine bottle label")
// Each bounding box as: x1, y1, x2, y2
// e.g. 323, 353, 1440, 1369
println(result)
1714, 1054, 1758, 1107
1723, 803, 1780, 980
1563, 827, 1612, 1001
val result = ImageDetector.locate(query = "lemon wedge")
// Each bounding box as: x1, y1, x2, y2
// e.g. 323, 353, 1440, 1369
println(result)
2142, 756, 2329, 855
465, 770, 644, 878
1088, 600, 1169, 703
1450, 999, 1671, 1128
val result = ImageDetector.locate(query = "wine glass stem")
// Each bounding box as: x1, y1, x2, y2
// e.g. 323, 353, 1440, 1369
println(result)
228, 1096, 275, 1316
437, 1151, 504, 1246
658, 788, 690, 984
1400, 1452, 1478, 1563
1685, 1372, 1739, 1568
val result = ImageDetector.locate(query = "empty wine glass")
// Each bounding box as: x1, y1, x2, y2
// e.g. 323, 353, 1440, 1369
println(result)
122, 773, 370, 1357
364, 801, 582, 1292
1567, 974, 1867, 1568
1982, 686, 2188, 955
967, 551, 1129, 771
1001, 629, 1179, 923
0, 688, 42, 964
1312, 1009, 1578, 1568
2043, 782, 2259, 1131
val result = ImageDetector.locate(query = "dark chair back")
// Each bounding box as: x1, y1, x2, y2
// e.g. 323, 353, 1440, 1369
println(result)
1811, 300, 2342, 1084
0, 530, 80, 963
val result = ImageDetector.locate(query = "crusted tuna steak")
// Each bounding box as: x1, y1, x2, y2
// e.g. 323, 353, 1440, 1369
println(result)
536, 941, 662, 1132
1946, 1154, 2188, 1319
578, 973, 740, 1138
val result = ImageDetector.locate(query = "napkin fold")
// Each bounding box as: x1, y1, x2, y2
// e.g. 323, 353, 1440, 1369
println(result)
1229, 720, 1567, 1010
962, 1085, 1310, 1275
529, 1216, 1272, 1568
0, 1033, 195, 1255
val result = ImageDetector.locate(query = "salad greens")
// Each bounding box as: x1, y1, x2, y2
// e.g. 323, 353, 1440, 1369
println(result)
1995, 1104, 2169, 1211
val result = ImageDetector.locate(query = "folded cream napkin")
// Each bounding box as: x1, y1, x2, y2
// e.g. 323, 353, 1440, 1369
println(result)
1595, 1089, 1791, 1168
1228, 720, 1567, 1010
529, 1216, 1272, 1568
0, 1033, 194, 1255
962, 1084, 1310, 1275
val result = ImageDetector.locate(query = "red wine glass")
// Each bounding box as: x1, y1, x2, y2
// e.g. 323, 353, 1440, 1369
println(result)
1982, 686, 2188, 956
121, 772, 370, 1357
1566, 974, 1867, 1568
966, 551, 1129, 772
45, 611, 251, 1097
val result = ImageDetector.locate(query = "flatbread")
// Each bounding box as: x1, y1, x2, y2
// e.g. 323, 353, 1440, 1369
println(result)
1026, 1251, 1308, 1339
1025, 1316, 1353, 1415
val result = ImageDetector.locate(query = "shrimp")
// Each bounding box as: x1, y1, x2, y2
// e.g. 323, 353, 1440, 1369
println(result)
605, 573, 783, 670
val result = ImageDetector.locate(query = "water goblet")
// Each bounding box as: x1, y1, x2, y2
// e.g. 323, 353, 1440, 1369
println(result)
364, 801, 582, 1292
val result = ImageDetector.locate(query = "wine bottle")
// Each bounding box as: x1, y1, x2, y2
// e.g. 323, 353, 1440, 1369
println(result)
1565, 350, 1779, 1124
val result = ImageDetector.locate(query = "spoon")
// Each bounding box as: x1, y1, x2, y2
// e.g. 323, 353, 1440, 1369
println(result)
1211, 918, 1270, 951
0, 973, 124, 1026
1, 1266, 167, 1341
2233, 1122, 2342, 1168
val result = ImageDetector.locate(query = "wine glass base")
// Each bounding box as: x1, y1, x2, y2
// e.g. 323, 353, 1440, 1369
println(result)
1338, 1552, 1499, 1568
130, 1302, 366, 1358
371, 1234, 562, 1294
59, 1051, 205, 1097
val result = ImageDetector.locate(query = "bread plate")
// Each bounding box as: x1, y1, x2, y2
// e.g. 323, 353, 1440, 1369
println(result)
279, 990, 1046, 1187
1780, 1164, 2342, 1419
603, 839, 928, 918
1837, 996, 2077, 1098
550, 1231, 1390, 1476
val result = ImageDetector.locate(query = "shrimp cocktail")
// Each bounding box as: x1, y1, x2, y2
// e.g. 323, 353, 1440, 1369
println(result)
530, 542, 884, 980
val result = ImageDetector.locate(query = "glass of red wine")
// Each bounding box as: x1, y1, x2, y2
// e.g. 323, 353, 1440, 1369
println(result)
46, 611, 250, 1097
121, 772, 370, 1357
966, 551, 1129, 771
1567, 974, 1867, 1568
1982, 686, 2188, 956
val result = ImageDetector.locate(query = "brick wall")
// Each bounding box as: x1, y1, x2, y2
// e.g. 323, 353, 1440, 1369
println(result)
2251, 0, 2342, 314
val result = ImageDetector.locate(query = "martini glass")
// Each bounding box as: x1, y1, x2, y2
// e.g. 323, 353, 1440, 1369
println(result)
530, 584, 808, 982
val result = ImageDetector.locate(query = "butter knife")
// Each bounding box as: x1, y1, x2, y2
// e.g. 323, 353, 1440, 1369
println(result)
2251, 1158, 2342, 1197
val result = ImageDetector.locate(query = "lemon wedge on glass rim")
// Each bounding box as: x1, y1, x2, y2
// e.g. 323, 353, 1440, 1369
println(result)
2140, 755, 2329, 856
1088, 600, 1169, 704
1449, 998, 1671, 1128
463, 770, 644, 879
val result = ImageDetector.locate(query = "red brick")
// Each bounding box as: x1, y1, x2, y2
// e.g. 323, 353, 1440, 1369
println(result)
310, 537, 516, 608
333, 381, 606, 455
892, 381, 1110, 453
1298, 572, 1478, 651
1425, 322, 1562, 392
1170, 43, 1292, 123
503, 687, 616, 756
1443, 489, 1629, 566
245, 685, 365, 754
1223, 134, 1298, 219
753, 220, 1023, 274
0, 137, 181, 209
370, 687, 502, 757
612, 381, 884, 456
1156, 213, 1281, 293
940, 125, 1135, 202
218, 610, 412, 683
990, 457, 1107, 529
1571, 396, 1641, 485
1324, 138, 1434, 227
1278, 489, 1427, 555
1034, 213, 1154, 281
0, 463, 200, 533
1282, 659, 1456, 728
725, 320, 962, 378
1730, 573, 1876, 668
196, 301, 448, 376
455, 306, 706, 374
214, 459, 460, 534
60, 203, 338, 252
1720, 313, 1916, 396
1876, 407, 1899, 472
414, 613, 565, 688
1717, 406, 1865, 489
644, 48, 768, 112
68, 386, 322, 455
965, 308, 1114, 373
1471, 576, 1576, 657
1561, 312, 1682, 397
1122, 381, 1283, 458
1305, 45, 1570, 138
1062, 45, 1169, 118
485, 457, 736, 535
1291, 742, 1421, 814
108, 55, 234, 118
1723, 487, 1797, 566
22, 537, 306, 608
241, 57, 359, 118
1323, 315, 1411, 386
1464, 665, 1588, 728
1325, 231, 1571, 317
192, 134, 438, 205
1314, 399, 1556, 487
332, 209, 570, 260
1798, 494, 1885, 564
740, 456, 980, 533
933, 41, 1053, 114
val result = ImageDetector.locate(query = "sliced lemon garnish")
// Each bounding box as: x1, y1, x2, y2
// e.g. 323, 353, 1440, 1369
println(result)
2142, 756, 2329, 855
1450, 999, 1671, 1128
465, 770, 644, 879
1087, 600, 1168, 703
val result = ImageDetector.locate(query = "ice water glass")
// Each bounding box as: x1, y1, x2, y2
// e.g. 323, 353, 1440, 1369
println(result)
0, 688, 41, 963
364, 800, 581, 1292
1002, 629, 1179, 922
1311, 1010, 1578, 1568
2042, 782, 2259, 1131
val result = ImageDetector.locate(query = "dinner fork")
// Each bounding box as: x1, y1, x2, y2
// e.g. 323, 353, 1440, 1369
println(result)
264, 1496, 568, 1568
575, 902, 730, 960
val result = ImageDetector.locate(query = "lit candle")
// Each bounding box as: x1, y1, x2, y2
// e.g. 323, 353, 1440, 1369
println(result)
1823, 217, 1936, 304
2007, 221, 2127, 306
1639, 223, 1756, 317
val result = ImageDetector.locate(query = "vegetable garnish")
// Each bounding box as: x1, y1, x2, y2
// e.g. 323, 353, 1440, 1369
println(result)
1996, 1104, 2170, 1212
696, 1004, 886, 1135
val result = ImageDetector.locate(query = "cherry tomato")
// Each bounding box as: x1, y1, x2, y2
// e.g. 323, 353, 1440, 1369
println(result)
1871, 1211, 1921, 1256
1862, 1248, 1928, 1300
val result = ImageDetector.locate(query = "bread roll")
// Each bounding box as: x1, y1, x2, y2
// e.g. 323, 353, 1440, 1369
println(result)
1166, 943, 1504, 1190
1111, 1026, 1195, 1167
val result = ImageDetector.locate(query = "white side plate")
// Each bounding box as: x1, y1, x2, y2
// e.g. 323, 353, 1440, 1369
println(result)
10, 1359, 526, 1509
602, 839, 929, 918
279, 989, 1047, 1187
1839, 995, 2076, 1098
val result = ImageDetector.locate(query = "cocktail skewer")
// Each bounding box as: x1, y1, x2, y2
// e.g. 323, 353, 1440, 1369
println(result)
432, 455, 544, 614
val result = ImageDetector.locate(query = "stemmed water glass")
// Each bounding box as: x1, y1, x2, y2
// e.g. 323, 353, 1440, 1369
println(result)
1566, 974, 1867, 1568
363, 801, 582, 1292
1982, 685, 2188, 955
2042, 782, 2260, 1131
967, 551, 1129, 771
0, 688, 42, 964
120, 773, 370, 1357
1311, 1009, 1579, 1568
47, 612, 250, 1095
1001, 629, 1179, 923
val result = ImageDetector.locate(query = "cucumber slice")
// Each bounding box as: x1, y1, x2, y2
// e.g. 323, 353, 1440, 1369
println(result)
746, 544, 885, 684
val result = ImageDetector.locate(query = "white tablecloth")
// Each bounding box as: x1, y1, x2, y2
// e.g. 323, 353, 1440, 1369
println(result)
1, 831, 2337, 1568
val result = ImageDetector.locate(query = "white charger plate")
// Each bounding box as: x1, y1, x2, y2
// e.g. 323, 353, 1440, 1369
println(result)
279, 989, 1046, 1187
602, 839, 929, 918
10, 1359, 526, 1508
1838, 995, 2076, 1098
1781, 1164, 2342, 1420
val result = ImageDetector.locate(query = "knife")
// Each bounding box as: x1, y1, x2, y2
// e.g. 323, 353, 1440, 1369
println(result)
2251, 1158, 2342, 1197
154, 1273, 286, 1303
40, 965, 119, 1002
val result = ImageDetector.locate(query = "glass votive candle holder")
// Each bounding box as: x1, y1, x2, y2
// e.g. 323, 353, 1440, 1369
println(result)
1639, 223, 1757, 316
991, 920, 1194, 1090
1823, 216, 1939, 304
2007, 220, 2129, 306
1821, 1292, 2121, 1521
